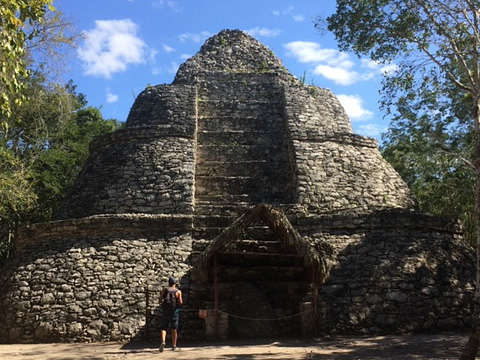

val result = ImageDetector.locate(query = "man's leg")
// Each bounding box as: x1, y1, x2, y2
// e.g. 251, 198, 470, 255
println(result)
160, 329, 167, 352
172, 329, 178, 349
171, 310, 180, 350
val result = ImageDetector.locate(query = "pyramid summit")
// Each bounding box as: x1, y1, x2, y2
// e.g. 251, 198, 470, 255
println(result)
0, 30, 474, 343
174, 29, 296, 84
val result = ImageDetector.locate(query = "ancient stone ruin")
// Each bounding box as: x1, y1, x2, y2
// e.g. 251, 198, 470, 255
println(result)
0, 29, 475, 343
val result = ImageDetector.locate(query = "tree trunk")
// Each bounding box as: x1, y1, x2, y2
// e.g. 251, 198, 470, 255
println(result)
460, 97, 480, 360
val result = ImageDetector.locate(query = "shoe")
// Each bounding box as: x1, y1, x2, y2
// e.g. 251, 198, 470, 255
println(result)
159, 342, 165, 352
172, 346, 179, 351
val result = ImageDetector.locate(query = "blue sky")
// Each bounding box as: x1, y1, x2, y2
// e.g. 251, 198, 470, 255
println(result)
55, 0, 394, 141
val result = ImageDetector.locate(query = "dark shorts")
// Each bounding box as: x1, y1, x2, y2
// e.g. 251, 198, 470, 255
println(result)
161, 309, 180, 330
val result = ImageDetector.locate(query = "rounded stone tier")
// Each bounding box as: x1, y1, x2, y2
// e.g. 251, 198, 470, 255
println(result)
173, 29, 297, 84
0, 29, 475, 344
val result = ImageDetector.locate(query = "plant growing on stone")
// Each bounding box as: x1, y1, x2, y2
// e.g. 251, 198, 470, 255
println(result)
258, 61, 268, 73
308, 85, 319, 98
325, 1, 480, 358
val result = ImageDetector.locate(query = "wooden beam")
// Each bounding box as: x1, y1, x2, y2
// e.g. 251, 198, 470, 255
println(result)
214, 254, 219, 337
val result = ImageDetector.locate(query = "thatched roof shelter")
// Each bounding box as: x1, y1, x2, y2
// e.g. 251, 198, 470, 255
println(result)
191, 204, 334, 285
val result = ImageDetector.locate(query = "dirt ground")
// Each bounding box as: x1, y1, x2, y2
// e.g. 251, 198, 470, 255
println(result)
0, 333, 471, 360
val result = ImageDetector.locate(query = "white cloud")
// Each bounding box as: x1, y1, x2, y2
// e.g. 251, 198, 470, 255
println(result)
292, 14, 305, 22
285, 41, 377, 86
178, 31, 212, 43
168, 61, 179, 74
162, 44, 175, 53
356, 124, 385, 138
246, 27, 281, 38
361, 58, 398, 75
284, 41, 351, 66
314, 65, 357, 86
106, 89, 119, 103
152, 61, 179, 75
314, 65, 374, 85
78, 19, 147, 78
273, 6, 303, 22
337, 94, 373, 120
380, 63, 399, 75
180, 54, 191, 60
275, 6, 294, 15
152, 0, 181, 12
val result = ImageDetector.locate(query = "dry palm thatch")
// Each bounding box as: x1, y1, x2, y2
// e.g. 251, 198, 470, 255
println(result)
191, 204, 335, 285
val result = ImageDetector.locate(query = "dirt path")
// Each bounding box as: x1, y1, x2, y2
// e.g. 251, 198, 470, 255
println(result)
0, 333, 469, 360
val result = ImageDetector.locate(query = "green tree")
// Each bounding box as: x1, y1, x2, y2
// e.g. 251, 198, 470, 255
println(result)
381, 112, 476, 244
0, 0, 55, 120
380, 61, 476, 244
326, 1, 480, 358
0, 73, 122, 263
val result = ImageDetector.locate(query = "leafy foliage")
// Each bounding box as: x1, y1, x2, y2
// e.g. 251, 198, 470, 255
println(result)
0, 74, 122, 262
326, 1, 480, 357
0, 0, 55, 120
327, 0, 480, 241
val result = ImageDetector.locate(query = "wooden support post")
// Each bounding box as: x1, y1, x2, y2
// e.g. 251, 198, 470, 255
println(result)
145, 286, 150, 339
214, 254, 219, 337
312, 270, 318, 335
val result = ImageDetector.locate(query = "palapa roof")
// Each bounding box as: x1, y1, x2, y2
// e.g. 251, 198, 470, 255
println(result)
191, 204, 334, 285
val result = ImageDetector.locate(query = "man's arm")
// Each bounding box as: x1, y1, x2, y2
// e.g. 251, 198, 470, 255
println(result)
176, 289, 183, 306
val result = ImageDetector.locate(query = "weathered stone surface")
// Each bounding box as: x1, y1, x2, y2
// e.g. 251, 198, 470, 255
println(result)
0, 29, 475, 343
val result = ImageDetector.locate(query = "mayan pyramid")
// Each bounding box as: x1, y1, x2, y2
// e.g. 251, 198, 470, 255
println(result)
0, 30, 474, 343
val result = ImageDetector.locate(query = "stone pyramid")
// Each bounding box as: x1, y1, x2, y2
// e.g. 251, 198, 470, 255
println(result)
0, 30, 474, 343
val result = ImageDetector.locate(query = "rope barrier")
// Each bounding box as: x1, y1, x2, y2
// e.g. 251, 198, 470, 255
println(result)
216, 308, 313, 321
149, 307, 313, 322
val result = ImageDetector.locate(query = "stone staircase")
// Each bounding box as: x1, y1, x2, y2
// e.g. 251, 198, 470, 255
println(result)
192, 75, 309, 337
193, 74, 294, 238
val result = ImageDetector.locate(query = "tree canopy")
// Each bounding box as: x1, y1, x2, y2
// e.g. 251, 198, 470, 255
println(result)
326, 1, 480, 358
0, 2, 122, 264
0, 0, 55, 120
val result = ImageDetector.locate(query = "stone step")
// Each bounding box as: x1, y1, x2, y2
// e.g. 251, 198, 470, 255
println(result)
195, 160, 291, 179
198, 116, 285, 132
193, 215, 236, 228
195, 175, 292, 200
192, 211, 280, 234
214, 280, 311, 291
192, 226, 225, 240
192, 225, 281, 242
198, 101, 282, 118
214, 265, 306, 282
194, 194, 252, 205
197, 82, 282, 102
196, 144, 286, 162
197, 130, 285, 146
194, 201, 251, 215
191, 236, 286, 253
197, 98, 280, 108
216, 252, 304, 267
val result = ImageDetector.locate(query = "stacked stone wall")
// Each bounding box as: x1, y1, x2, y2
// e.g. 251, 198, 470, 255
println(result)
126, 84, 196, 127
194, 72, 295, 205
283, 85, 353, 137
0, 30, 475, 344
173, 29, 297, 85
295, 211, 474, 334
57, 83, 197, 220
1, 229, 193, 343
289, 140, 416, 213
57, 137, 195, 219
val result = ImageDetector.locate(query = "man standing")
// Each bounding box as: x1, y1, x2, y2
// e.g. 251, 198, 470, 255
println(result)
159, 276, 183, 352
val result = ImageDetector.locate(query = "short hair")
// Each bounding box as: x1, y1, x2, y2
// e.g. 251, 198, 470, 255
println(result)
168, 277, 176, 286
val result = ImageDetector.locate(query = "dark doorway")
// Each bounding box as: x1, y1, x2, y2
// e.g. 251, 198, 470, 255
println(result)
206, 221, 312, 338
